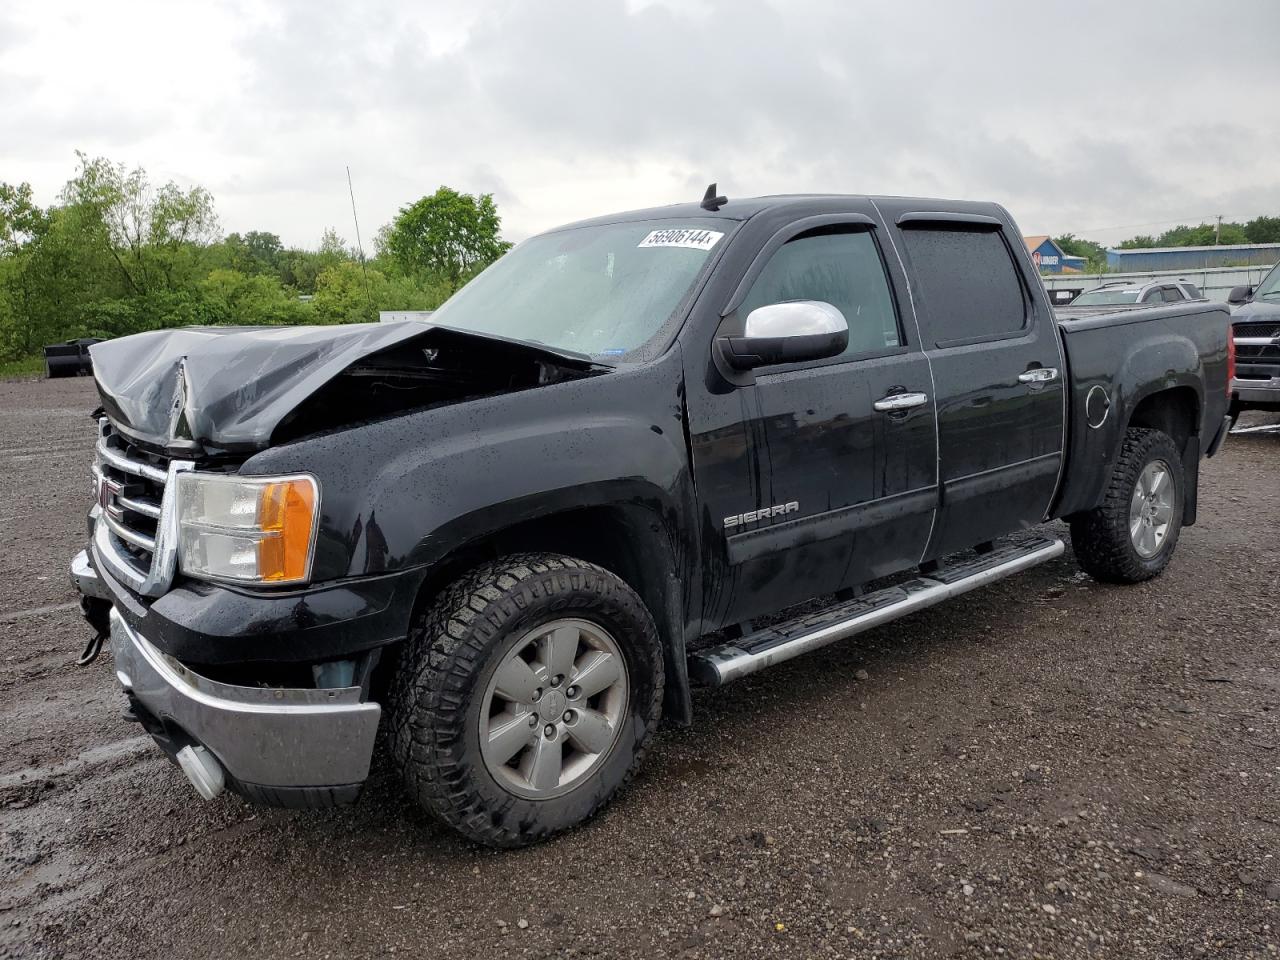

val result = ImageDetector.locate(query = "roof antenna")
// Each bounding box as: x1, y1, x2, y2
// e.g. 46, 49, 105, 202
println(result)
700, 182, 727, 211
346, 165, 374, 316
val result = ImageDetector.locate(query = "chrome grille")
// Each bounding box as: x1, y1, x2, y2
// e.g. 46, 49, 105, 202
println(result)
92, 419, 194, 597
1234, 323, 1280, 363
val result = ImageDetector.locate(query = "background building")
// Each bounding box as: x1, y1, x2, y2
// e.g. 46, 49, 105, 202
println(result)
1105, 242, 1280, 271
1023, 236, 1082, 274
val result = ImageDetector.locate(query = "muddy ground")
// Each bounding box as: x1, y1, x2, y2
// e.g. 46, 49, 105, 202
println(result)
1, 374, 1278, 960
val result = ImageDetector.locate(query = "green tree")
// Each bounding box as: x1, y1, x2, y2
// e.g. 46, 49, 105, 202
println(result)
1151, 222, 1247, 247
0, 182, 56, 357
0, 182, 46, 251
214, 230, 285, 277
1244, 216, 1280, 244
381, 187, 509, 289
278, 228, 353, 295
1118, 234, 1158, 249
58, 153, 219, 296
0, 158, 510, 365
1053, 233, 1107, 271
311, 261, 450, 325
198, 269, 310, 326
1119, 221, 1260, 249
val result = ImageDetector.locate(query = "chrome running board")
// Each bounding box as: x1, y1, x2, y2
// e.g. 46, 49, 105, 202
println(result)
688, 536, 1065, 687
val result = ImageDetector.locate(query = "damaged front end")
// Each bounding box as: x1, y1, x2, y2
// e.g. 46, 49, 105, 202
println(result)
108, 606, 381, 808
76, 321, 607, 807
271, 326, 609, 446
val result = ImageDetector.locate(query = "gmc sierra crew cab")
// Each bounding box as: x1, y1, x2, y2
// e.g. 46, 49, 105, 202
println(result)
70, 191, 1233, 847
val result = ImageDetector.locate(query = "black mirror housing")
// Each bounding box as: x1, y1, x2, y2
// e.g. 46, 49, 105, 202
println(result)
723, 331, 848, 370
1227, 285, 1253, 305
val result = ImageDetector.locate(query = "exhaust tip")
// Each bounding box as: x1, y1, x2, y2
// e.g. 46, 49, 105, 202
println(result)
176, 744, 225, 800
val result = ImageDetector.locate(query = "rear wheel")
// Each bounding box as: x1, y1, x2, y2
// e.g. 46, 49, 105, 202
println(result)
1070, 427, 1184, 584
389, 553, 663, 847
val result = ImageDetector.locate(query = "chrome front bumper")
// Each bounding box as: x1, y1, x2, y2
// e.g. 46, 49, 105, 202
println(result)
71, 548, 112, 602
106, 606, 380, 791
1232, 374, 1280, 404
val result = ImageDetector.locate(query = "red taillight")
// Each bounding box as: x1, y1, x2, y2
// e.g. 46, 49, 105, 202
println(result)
1226, 323, 1236, 396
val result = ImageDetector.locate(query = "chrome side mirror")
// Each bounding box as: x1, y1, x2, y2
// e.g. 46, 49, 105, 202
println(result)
720, 301, 849, 371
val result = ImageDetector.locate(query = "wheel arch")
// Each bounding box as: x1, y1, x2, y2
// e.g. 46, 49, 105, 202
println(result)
1123, 385, 1201, 525
1126, 385, 1200, 457
400, 501, 694, 727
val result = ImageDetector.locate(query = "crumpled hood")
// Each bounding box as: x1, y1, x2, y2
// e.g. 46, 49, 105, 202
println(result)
90, 323, 596, 454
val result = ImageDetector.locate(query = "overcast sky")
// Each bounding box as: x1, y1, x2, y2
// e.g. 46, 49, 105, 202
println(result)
3, 0, 1278, 250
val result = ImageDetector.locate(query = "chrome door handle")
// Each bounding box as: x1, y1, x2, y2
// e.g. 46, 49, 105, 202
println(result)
1018, 367, 1059, 383
873, 392, 929, 412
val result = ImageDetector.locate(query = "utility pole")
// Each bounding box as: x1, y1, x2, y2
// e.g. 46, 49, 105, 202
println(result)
1214, 214, 1222, 245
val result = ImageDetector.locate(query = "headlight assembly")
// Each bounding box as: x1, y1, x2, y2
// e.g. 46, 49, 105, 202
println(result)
175, 473, 320, 585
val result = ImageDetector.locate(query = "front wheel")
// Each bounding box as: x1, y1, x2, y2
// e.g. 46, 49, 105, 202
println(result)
389, 553, 664, 847
1070, 427, 1184, 584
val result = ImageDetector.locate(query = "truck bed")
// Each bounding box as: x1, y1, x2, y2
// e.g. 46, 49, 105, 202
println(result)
1052, 300, 1232, 520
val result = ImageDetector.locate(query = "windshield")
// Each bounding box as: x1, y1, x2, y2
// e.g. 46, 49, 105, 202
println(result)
426, 218, 730, 358
1255, 264, 1280, 299
1073, 288, 1142, 306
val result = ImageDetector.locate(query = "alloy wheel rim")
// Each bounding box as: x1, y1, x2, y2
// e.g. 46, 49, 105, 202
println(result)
1129, 460, 1174, 559
478, 618, 629, 800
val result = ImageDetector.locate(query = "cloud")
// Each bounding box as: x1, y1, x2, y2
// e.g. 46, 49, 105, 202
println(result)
2, 0, 1278, 247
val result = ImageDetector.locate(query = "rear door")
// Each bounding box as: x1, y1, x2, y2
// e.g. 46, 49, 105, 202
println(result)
882, 208, 1066, 559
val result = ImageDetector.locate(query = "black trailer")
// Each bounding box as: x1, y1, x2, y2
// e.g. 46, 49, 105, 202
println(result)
43, 338, 102, 378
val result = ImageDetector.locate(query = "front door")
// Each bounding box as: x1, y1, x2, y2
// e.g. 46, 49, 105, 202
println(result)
688, 214, 939, 628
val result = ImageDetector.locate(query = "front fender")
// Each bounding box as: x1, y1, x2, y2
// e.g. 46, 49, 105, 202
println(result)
243, 352, 693, 584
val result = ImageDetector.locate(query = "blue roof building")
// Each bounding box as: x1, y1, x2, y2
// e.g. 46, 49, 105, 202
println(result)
1023, 236, 1077, 274
1106, 243, 1280, 271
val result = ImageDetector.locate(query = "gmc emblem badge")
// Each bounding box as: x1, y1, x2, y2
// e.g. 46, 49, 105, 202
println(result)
98, 475, 124, 519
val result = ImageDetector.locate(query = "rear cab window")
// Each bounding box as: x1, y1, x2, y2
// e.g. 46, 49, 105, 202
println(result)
897, 224, 1029, 346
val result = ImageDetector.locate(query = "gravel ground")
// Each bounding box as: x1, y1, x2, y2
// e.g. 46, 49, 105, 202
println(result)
1, 375, 1278, 960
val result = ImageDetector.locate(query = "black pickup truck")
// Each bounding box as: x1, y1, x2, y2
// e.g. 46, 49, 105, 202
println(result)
71, 192, 1233, 846
1227, 262, 1280, 415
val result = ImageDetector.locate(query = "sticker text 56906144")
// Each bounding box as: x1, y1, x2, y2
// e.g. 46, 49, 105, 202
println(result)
637, 228, 724, 251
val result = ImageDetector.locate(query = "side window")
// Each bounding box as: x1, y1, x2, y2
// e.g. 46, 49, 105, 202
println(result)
898, 226, 1027, 345
1141, 288, 1163, 303
1161, 286, 1183, 303
739, 228, 901, 359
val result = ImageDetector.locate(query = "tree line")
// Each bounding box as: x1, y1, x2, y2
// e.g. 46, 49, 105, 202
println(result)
1054, 216, 1280, 272
0, 153, 510, 364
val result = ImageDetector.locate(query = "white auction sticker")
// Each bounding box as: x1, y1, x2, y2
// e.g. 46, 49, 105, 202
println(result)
637, 228, 724, 251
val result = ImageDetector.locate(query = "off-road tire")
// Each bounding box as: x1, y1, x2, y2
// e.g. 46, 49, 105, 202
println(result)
1070, 427, 1184, 584
388, 553, 663, 847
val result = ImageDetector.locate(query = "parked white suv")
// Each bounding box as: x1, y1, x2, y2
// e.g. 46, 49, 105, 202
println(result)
1070, 279, 1203, 307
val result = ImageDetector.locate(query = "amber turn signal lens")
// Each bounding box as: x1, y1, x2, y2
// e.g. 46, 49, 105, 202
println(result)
256, 479, 318, 582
